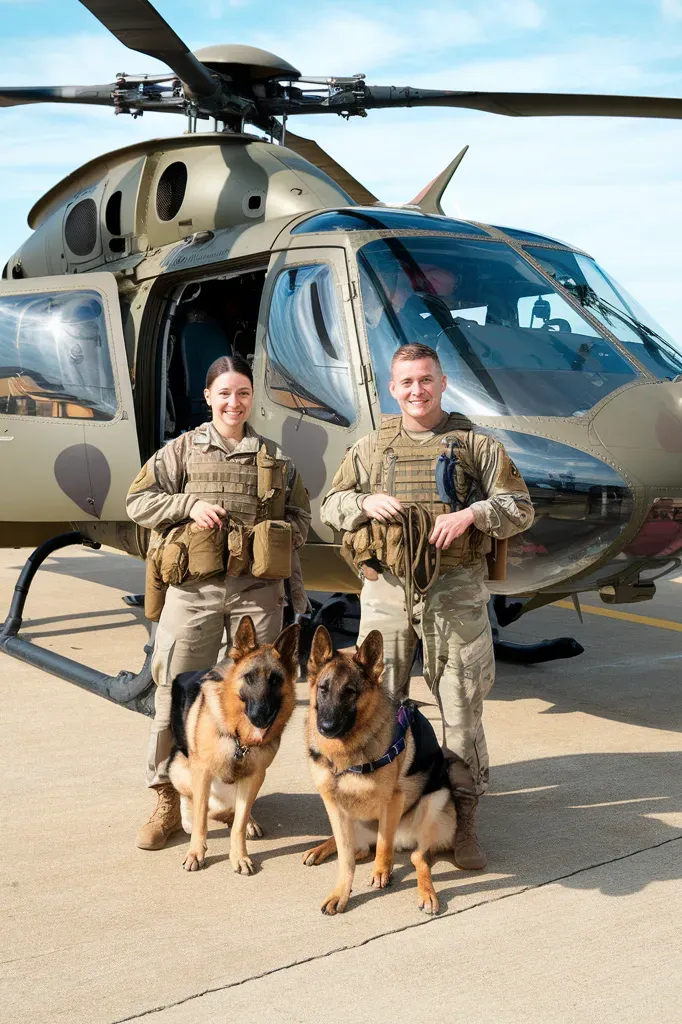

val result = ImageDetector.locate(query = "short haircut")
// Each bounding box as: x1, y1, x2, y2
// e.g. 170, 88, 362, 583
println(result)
390, 343, 442, 375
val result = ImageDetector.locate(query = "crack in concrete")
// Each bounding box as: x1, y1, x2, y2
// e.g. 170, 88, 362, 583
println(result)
111, 832, 682, 1023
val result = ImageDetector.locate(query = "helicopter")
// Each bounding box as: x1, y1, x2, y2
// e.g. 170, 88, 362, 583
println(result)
2, 0, 682, 716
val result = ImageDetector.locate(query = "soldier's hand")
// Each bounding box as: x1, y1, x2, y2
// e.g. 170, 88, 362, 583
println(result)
189, 501, 227, 530
429, 508, 475, 549
361, 493, 404, 523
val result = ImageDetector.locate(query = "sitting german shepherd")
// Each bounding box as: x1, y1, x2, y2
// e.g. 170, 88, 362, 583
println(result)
304, 626, 457, 915
167, 615, 299, 873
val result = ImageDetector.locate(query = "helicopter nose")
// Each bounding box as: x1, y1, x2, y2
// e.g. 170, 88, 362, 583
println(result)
590, 380, 682, 490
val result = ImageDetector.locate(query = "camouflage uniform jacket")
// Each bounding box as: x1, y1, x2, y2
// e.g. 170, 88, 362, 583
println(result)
321, 416, 534, 570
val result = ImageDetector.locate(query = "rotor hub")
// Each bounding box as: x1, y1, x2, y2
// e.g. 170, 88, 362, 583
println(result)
192, 45, 300, 82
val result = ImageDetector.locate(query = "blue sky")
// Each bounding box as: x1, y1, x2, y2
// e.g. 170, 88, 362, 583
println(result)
1, 0, 682, 333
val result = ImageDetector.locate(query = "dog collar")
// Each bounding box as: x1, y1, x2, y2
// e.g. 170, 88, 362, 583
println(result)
233, 739, 249, 761
344, 702, 416, 776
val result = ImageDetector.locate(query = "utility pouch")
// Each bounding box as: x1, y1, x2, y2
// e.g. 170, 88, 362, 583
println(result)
257, 444, 287, 520
251, 519, 293, 579
160, 538, 189, 587
226, 523, 252, 577
340, 523, 371, 575
383, 522, 404, 575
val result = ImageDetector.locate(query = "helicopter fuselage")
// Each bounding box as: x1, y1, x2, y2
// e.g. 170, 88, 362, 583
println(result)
2, 133, 682, 605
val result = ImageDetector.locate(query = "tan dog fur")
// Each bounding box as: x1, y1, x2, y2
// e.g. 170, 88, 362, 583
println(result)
168, 615, 299, 874
304, 626, 456, 915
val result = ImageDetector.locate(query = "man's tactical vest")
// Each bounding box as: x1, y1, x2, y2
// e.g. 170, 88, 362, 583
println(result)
345, 413, 489, 576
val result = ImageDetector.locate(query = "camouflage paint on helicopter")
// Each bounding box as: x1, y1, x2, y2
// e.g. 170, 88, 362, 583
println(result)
54, 444, 111, 519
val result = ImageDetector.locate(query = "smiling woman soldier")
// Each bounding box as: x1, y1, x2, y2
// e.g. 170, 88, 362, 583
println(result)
321, 343, 534, 870
127, 354, 310, 851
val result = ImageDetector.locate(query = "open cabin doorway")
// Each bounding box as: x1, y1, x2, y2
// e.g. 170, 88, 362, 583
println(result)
162, 266, 267, 440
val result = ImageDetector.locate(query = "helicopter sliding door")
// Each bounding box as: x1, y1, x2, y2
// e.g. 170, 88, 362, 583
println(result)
0, 273, 140, 526
251, 247, 374, 542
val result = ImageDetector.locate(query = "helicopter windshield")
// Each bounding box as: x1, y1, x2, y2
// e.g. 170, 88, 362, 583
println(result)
523, 246, 682, 380
357, 236, 639, 418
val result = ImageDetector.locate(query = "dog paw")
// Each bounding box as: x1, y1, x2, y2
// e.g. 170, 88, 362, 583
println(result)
417, 888, 440, 915
231, 855, 255, 876
183, 850, 205, 872
321, 890, 349, 915
303, 840, 332, 866
369, 865, 393, 889
246, 816, 263, 839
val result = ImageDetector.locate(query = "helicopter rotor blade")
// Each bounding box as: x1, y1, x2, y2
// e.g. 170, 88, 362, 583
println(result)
284, 131, 378, 205
359, 87, 682, 119
77, 0, 218, 98
0, 85, 120, 108
0, 84, 186, 115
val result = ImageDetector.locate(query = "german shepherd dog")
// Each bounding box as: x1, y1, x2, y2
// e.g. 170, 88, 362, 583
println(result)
304, 626, 457, 915
167, 615, 299, 873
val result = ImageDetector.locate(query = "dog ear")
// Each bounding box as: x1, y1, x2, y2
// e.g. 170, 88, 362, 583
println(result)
308, 625, 335, 678
230, 615, 259, 662
353, 630, 384, 685
273, 622, 300, 671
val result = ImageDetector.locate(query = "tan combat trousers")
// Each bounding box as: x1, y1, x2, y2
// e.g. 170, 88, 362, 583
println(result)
146, 574, 284, 788
358, 562, 494, 796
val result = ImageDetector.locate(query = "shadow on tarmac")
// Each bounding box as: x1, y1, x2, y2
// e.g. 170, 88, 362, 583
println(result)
491, 663, 682, 734
165, 753, 682, 911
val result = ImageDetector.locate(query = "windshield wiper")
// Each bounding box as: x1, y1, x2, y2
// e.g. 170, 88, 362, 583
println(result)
562, 283, 682, 372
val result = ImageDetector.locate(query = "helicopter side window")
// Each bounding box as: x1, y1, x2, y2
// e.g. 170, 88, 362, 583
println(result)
264, 263, 355, 428
0, 290, 117, 420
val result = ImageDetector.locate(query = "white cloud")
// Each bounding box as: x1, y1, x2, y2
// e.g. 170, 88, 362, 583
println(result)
661, 0, 682, 20
255, 1, 547, 75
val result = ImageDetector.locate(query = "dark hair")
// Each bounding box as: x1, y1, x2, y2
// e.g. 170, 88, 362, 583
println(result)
205, 354, 253, 390
391, 343, 442, 374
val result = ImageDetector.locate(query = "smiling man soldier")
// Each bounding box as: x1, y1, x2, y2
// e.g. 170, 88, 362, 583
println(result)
321, 343, 534, 869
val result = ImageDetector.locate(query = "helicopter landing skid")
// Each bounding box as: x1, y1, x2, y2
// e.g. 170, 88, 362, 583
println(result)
0, 531, 155, 717
296, 593, 585, 667
492, 635, 584, 664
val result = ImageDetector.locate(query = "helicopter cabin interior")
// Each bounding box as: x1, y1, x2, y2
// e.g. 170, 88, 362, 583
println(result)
161, 268, 266, 439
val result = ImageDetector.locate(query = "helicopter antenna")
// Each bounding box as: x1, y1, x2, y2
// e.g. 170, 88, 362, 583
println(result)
409, 146, 469, 215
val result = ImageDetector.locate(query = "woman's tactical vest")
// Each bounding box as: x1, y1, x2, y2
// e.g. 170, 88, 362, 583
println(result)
184, 437, 283, 526
144, 428, 291, 620
343, 413, 489, 577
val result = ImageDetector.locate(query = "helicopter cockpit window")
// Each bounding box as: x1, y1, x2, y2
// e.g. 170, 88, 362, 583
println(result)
0, 290, 117, 420
358, 236, 639, 418
265, 263, 355, 427
291, 209, 491, 236
524, 246, 682, 380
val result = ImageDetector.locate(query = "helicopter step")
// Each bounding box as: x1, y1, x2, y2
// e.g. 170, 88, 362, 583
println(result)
0, 531, 155, 717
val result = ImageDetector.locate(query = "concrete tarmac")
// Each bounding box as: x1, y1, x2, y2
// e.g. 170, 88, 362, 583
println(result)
1, 545, 681, 1024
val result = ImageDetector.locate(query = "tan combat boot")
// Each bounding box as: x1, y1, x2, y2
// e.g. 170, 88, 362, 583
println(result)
136, 783, 182, 851
453, 794, 487, 870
